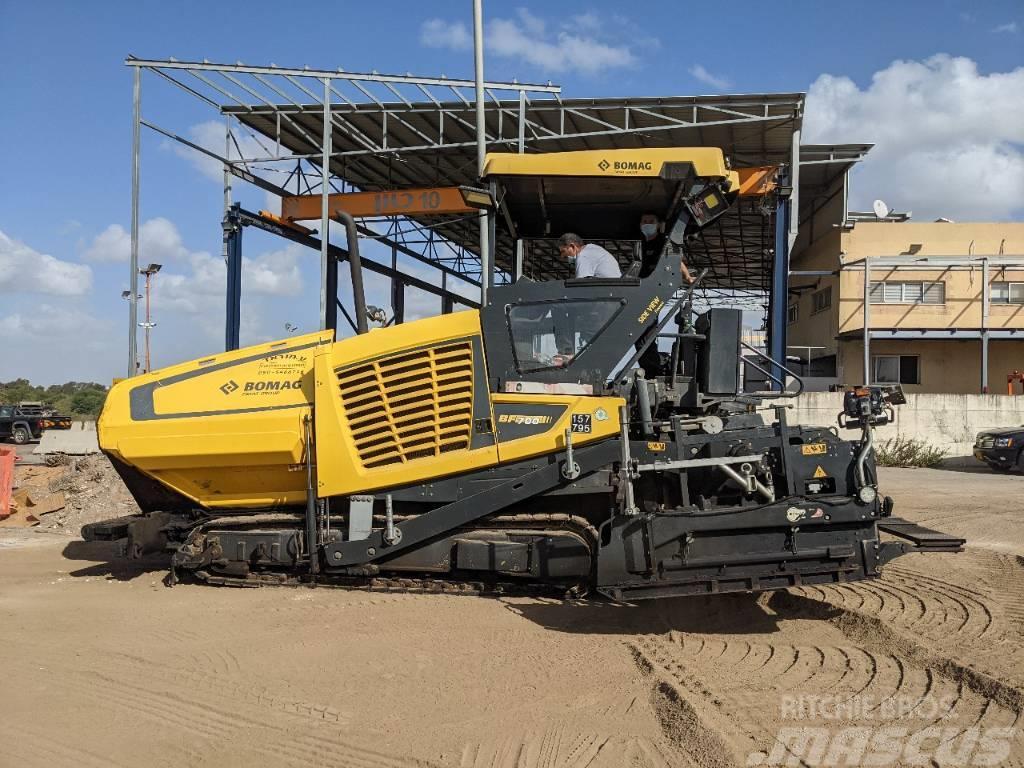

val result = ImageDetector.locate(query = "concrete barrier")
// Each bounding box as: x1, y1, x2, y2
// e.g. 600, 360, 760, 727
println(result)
785, 392, 1024, 460
33, 420, 100, 456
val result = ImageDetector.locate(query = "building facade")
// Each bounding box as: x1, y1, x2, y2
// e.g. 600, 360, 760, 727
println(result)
787, 220, 1024, 394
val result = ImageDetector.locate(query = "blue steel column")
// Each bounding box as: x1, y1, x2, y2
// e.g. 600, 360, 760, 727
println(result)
768, 172, 792, 388
224, 204, 243, 351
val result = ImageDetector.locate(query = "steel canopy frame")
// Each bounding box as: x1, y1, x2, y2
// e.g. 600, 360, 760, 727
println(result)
123, 56, 561, 373
124, 56, 810, 382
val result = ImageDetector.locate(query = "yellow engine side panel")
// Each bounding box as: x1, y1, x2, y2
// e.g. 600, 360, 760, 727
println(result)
99, 331, 333, 508
314, 311, 501, 497
492, 394, 623, 463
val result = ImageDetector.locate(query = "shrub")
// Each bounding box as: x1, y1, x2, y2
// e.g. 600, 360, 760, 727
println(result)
875, 436, 947, 468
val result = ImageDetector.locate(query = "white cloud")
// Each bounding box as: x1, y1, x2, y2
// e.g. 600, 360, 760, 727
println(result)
993, 21, 1018, 33
689, 64, 732, 91
0, 305, 118, 383
0, 229, 92, 296
83, 217, 192, 264
83, 217, 303, 306
243, 246, 303, 297
804, 55, 1024, 220
0, 304, 107, 338
168, 120, 272, 184
421, 18, 472, 50
420, 8, 639, 75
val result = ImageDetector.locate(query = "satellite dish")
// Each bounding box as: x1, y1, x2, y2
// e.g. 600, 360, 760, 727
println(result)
872, 199, 890, 219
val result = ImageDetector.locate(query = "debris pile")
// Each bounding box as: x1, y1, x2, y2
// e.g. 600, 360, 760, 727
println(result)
0, 455, 139, 533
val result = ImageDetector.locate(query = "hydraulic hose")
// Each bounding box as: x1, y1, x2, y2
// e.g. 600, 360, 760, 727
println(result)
334, 210, 368, 334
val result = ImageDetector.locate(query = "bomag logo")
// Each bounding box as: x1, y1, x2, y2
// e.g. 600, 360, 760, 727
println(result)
498, 414, 554, 425
598, 159, 653, 173
638, 296, 665, 323
235, 379, 304, 393
614, 161, 652, 171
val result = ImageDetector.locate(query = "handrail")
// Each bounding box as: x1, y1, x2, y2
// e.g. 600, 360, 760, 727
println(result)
739, 341, 804, 398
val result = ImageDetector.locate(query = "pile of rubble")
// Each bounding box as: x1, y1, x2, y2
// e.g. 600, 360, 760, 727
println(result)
0, 455, 140, 534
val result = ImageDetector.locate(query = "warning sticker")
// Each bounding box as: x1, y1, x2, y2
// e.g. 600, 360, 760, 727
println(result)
813, 466, 828, 479
801, 443, 827, 456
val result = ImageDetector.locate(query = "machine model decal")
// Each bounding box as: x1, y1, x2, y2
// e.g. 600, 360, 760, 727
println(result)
571, 414, 593, 433
493, 403, 567, 442
638, 297, 665, 323
647, 441, 667, 452
801, 443, 827, 455
497, 414, 554, 426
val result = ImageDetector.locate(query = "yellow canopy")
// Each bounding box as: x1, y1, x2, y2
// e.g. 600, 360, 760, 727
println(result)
483, 147, 738, 188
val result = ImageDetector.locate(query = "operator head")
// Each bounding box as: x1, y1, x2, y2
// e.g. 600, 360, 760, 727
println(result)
557, 232, 585, 264
639, 212, 662, 241
557, 232, 621, 279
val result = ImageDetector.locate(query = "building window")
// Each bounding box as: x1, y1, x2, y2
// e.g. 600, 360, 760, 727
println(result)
811, 286, 831, 314
991, 282, 1024, 304
787, 303, 799, 325
872, 355, 920, 385
869, 281, 945, 304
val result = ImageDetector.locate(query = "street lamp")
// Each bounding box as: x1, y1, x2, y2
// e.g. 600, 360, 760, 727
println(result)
139, 263, 162, 373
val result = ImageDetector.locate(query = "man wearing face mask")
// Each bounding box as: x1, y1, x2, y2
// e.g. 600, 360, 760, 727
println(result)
557, 232, 621, 279
639, 212, 694, 283
636, 213, 695, 377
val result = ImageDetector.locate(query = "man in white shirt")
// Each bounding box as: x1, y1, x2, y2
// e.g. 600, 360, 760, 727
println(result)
557, 233, 621, 278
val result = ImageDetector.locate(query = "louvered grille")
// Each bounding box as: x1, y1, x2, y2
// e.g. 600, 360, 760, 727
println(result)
336, 341, 475, 469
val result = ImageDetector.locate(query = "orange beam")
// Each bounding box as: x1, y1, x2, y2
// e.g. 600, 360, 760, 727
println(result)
736, 166, 778, 197
281, 186, 475, 221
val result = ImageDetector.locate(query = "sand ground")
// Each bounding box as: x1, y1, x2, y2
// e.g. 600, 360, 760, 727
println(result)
1, 466, 1022, 768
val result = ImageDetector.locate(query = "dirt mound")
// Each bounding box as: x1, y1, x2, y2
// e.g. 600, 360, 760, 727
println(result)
4, 455, 139, 533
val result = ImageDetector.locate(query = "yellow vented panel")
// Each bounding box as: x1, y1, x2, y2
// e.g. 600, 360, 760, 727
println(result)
313, 311, 500, 497
337, 341, 474, 469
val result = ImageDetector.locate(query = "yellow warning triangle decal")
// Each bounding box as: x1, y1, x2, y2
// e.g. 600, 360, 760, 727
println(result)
813, 465, 828, 478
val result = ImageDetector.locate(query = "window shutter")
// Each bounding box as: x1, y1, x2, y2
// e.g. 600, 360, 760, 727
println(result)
883, 283, 903, 303
921, 282, 944, 304
902, 282, 923, 302
991, 282, 1009, 303
869, 282, 884, 302
1010, 283, 1024, 304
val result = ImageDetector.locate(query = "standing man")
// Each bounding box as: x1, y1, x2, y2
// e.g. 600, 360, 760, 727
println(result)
557, 232, 621, 278
638, 212, 694, 283
635, 213, 697, 377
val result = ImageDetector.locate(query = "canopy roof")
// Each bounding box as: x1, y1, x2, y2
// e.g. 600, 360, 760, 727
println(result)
224, 93, 806, 295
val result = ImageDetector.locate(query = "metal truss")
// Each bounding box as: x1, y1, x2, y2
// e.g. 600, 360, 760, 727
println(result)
124, 56, 805, 375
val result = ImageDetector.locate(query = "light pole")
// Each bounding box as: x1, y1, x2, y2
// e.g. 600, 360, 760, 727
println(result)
139, 263, 162, 373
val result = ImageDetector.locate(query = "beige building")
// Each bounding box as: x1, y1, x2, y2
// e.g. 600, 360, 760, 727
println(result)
787, 218, 1024, 394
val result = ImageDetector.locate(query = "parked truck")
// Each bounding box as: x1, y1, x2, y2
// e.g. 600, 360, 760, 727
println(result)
0, 404, 72, 444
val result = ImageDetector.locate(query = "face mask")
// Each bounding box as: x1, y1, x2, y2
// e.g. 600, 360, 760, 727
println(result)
640, 223, 658, 238
567, 253, 577, 264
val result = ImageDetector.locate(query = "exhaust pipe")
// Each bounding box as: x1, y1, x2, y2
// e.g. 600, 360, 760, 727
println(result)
333, 210, 368, 335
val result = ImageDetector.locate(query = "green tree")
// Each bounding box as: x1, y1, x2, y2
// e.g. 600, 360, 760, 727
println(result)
69, 389, 107, 417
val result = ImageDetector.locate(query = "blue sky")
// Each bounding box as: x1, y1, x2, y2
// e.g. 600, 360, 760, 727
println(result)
1, 0, 1022, 384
